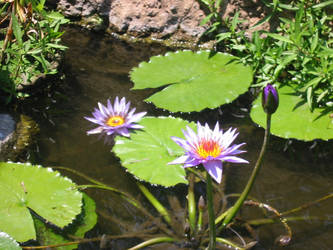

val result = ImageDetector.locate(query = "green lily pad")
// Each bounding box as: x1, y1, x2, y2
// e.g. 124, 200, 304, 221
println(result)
0, 162, 82, 242
130, 50, 252, 112
0, 232, 21, 250
113, 117, 195, 187
250, 86, 333, 141
35, 193, 97, 250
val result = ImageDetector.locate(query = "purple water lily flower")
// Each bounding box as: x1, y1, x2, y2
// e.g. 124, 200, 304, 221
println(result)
168, 122, 248, 183
85, 97, 146, 137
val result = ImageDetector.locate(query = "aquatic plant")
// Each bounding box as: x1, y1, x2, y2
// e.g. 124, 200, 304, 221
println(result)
168, 122, 248, 184
168, 122, 248, 249
130, 50, 252, 112
262, 84, 279, 114
0, 162, 87, 242
85, 97, 146, 137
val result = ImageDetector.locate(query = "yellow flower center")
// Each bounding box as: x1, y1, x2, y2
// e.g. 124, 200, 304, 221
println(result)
106, 116, 125, 127
196, 139, 222, 159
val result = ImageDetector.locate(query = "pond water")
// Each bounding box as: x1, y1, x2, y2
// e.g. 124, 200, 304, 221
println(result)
22, 26, 333, 249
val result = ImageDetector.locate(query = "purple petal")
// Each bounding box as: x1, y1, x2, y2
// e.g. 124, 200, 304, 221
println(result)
87, 127, 104, 135
170, 136, 193, 152
84, 116, 105, 126
116, 127, 130, 137
127, 124, 144, 129
168, 155, 192, 165
127, 111, 146, 124
203, 160, 223, 183
107, 99, 114, 114
114, 97, 120, 112
221, 156, 249, 164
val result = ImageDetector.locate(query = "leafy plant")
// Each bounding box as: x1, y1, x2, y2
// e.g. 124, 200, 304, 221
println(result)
0, 0, 69, 102
199, 0, 224, 37
201, 0, 333, 140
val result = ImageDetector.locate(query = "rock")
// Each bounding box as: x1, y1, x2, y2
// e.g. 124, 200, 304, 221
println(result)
0, 114, 15, 142
57, 0, 208, 42
0, 114, 39, 161
55, 0, 271, 44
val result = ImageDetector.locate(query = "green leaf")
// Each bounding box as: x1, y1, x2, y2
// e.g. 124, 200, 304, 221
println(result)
35, 193, 97, 250
113, 117, 195, 187
0, 163, 82, 242
312, 0, 333, 9
267, 33, 293, 44
11, 13, 23, 46
130, 50, 252, 112
0, 232, 21, 250
250, 86, 333, 141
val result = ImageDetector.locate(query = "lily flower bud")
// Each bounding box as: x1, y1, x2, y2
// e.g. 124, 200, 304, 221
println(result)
262, 84, 279, 114
198, 195, 205, 211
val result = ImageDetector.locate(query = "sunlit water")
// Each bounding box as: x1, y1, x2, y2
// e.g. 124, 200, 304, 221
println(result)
22, 26, 333, 249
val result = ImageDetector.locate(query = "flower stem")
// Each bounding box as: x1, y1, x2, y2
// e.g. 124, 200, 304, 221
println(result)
77, 184, 139, 208
128, 237, 176, 250
206, 174, 216, 250
222, 113, 271, 227
137, 182, 172, 225
188, 173, 196, 233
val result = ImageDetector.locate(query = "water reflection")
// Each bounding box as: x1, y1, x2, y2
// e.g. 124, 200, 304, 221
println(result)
23, 26, 333, 249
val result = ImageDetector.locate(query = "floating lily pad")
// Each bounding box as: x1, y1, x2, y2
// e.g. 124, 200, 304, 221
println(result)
35, 193, 97, 250
250, 86, 333, 141
130, 50, 252, 112
0, 232, 21, 250
113, 117, 195, 187
0, 162, 82, 242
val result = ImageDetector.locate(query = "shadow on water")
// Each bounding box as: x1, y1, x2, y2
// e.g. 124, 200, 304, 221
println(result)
20, 26, 333, 249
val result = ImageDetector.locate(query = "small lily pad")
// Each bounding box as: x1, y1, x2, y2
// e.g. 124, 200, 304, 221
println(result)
0, 162, 82, 242
130, 50, 252, 112
113, 117, 195, 187
250, 86, 333, 141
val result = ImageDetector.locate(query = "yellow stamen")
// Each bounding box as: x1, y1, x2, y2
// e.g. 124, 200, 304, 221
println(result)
196, 139, 222, 159
106, 116, 124, 127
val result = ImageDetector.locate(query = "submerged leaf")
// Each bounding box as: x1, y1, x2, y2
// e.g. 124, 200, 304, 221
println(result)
0, 162, 82, 242
113, 117, 195, 187
250, 86, 333, 141
130, 50, 252, 112
35, 193, 97, 250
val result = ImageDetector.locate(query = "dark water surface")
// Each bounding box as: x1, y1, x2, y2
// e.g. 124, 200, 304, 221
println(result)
23, 26, 333, 249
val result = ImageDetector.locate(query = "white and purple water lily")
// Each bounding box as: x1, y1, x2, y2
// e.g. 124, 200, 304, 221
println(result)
84, 97, 146, 137
168, 122, 248, 183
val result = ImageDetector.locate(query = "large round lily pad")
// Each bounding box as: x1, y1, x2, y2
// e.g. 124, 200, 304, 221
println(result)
250, 86, 333, 141
0, 162, 82, 242
130, 50, 252, 112
113, 117, 195, 187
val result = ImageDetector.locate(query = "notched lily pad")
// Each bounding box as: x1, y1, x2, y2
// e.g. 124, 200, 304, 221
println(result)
113, 116, 195, 187
250, 86, 333, 141
130, 50, 252, 112
0, 162, 82, 242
